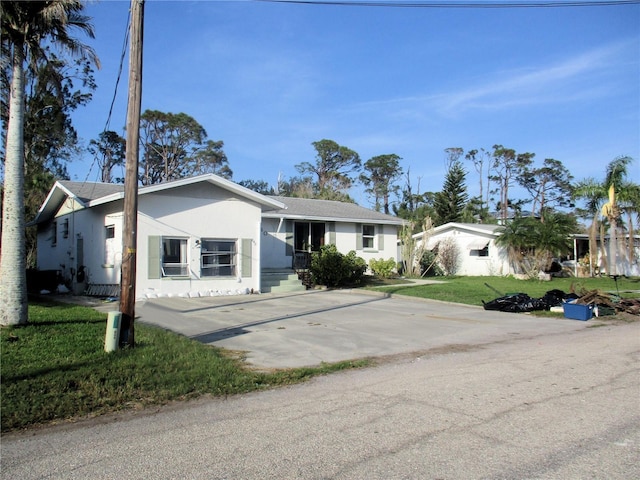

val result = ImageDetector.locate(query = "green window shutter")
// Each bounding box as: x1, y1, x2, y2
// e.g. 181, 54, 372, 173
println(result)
328, 222, 336, 245
148, 236, 161, 279
355, 223, 363, 250
285, 220, 293, 256
378, 228, 384, 251
241, 238, 252, 278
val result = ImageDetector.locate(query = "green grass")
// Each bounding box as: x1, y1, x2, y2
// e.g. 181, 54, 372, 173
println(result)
1, 299, 369, 432
368, 276, 640, 306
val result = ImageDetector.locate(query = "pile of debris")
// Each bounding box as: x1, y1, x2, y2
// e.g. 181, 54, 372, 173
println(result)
483, 289, 575, 313
570, 287, 640, 316
482, 285, 640, 316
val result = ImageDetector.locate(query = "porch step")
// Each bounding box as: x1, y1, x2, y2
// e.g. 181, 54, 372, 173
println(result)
84, 283, 120, 297
261, 270, 307, 293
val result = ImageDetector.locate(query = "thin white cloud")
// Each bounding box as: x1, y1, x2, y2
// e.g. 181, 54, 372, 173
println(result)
349, 39, 636, 120
436, 45, 619, 114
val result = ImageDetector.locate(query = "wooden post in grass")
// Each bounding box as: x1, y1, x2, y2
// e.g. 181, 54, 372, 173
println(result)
119, 0, 144, 347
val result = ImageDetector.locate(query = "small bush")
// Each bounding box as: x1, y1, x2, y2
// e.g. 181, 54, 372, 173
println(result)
310, 245, 367, 287
419, 250, 444, 277
369, 258, 397, 278
438, 237, 460, 276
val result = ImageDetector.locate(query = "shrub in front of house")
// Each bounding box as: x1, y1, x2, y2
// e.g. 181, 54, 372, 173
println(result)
369, 258, 396, 278
310, 245, 367, 288
438, 237, 460, 276
419, 250, 444, 277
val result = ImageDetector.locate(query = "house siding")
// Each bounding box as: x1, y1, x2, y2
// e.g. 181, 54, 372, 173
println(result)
37, 181, 263, 298
414, 224, 509, 276
136, 186, 262, 297
36, 202, 124, 291
260, 221, 399, 270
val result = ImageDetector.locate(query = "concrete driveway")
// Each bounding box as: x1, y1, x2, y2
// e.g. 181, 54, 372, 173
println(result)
134, 289, 589, 369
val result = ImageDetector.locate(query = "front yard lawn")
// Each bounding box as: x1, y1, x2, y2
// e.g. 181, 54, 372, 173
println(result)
369, 276, 640, 306
1, 299, 368, 432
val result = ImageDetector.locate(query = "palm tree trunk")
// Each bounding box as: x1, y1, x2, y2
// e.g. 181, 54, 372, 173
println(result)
1, 42, 29, 326
609, 216, 618, 276
599, 223, 609, 276
589, 218, 598, 277
627, 212, 635, 266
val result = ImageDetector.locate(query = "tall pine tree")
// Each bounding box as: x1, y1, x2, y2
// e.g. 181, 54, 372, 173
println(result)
434, 160, 469, 226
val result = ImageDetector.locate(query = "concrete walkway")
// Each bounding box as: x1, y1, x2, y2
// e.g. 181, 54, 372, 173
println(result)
132, 289, 590, 369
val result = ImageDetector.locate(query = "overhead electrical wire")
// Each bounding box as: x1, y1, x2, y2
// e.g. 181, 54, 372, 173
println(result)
254, 0, 640, 8
84, 9, 131, 185
102, 10, 131, 135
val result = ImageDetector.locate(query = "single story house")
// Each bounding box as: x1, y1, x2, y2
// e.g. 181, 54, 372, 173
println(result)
30, 174, 404, 298
413, 222, 640, 277
412, 222, 508, 276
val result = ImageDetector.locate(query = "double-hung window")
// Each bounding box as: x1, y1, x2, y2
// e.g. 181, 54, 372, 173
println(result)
162, 237, 189, 276
362, 225, 375, 249
201, 239, 236, 277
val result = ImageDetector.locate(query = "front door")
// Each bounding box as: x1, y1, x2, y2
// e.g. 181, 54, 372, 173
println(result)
294, 222, 325, 252
293, 222, 325, 269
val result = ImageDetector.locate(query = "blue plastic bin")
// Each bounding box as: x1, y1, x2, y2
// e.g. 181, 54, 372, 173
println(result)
562, 302, 594, 321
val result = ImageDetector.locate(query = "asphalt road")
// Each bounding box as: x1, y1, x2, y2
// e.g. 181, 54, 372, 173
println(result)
2, 318, 638, 479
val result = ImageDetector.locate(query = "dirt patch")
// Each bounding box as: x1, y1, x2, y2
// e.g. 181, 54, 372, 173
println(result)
373, 343, 486, 366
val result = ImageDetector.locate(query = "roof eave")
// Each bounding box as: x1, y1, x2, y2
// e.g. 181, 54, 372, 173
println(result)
85, 174, 285, 210
28, 181, 88, 226
262, 212, 405, 225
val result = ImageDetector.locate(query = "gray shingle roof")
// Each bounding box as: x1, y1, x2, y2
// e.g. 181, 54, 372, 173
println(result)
265, 196, 404, 225
59, 181, 124, 203
34, 180, 403, 226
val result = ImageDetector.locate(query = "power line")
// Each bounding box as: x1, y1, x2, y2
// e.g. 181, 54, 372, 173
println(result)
103, 9, 131, 134
254, 0, 640, 8
84, 9, 131, 185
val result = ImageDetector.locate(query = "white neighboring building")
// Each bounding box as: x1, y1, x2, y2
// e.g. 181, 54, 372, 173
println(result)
569, 233, 640, 277
413, 222, 509, 276
414, 223, 640, 278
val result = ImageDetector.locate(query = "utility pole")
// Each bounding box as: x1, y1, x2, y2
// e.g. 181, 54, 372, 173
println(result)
119, 0, 144, 347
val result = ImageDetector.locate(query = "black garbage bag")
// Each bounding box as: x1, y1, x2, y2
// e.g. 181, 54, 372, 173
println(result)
539, 289, 577, 309
482, 293, 537, 313
482, 289, 578, 313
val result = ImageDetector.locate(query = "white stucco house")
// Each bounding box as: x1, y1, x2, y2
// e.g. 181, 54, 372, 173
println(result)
413, 222, 509, 276
414, 222, 640, 278
30, 174, 404, 298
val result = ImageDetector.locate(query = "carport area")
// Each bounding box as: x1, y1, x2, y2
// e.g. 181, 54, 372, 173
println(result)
135, 289, 589, 369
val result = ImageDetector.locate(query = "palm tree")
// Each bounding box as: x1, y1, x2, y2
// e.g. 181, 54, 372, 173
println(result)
606, 159, 640, 270
573, 178, 605, 275
573, 156, 638, 276
1, 1, 98, 325
495, 212, 577, 277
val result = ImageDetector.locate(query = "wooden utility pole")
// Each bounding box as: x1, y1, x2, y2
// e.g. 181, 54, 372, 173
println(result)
119, 0, 144, 347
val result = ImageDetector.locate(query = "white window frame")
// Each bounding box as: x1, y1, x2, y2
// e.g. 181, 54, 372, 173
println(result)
362, 224, 375, 249
62, 218, 69, 239
200, 239, 236, 277
104, 225, 116, 266
161, 237, 189, 277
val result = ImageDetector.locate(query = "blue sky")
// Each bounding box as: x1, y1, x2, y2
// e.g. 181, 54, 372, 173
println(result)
71, 0, 640, 208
